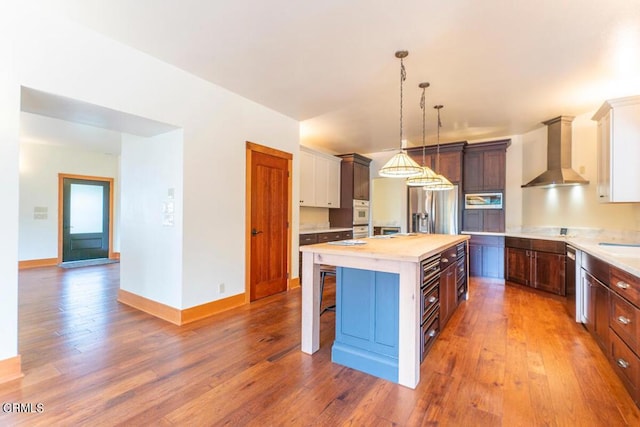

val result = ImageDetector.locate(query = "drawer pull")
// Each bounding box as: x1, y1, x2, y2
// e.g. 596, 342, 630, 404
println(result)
617, 316, 631, 325
442, 258, 449, 263
616, 281, 630, 290
428, 329, 437, 337
617, 358, 630, 369
427, 296, 437, 304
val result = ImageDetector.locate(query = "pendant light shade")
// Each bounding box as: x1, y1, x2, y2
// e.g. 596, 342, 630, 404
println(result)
407, 82, 440, 186
380, 150, 422, 178
379, 51, 423, 178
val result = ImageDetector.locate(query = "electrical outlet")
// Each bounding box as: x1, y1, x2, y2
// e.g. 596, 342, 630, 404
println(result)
219, 283, 225, 294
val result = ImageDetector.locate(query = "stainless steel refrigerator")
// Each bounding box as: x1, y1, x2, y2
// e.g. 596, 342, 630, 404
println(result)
408, 186, 458, 234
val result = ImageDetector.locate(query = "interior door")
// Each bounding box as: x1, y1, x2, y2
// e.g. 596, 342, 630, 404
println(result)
62, 177, 110, 262
248, 143, 291, 301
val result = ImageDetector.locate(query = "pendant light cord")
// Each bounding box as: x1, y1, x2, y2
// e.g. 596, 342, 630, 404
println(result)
399, 57, 406, 149
420, 86, 426, 166
434, 105, 443, 173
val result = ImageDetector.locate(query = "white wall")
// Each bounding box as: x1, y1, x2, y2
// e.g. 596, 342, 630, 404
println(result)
18, 141, 120, 261
120, 131, 183, 307
0, 3, 300, 361
520, 112, 640, 231
0, 7, 20, 361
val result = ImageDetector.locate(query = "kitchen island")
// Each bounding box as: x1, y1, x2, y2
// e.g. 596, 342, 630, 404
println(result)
300, 233, 469, 388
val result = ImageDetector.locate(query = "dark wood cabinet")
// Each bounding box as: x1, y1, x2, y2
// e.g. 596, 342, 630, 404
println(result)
461, 140, 510, 233
329, 154, 371, 228
584, 270, 610, 353
505, 237, 566, 295
406, 142, 466, 184
440, 263, 457, 327
469, 234, 504, 279
353, 162, 369, 200
463, 140, 509, 192
463, 210, 505, 233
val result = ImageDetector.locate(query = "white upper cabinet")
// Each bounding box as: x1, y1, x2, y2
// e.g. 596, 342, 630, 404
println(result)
592, 95, 640, 203
299, 146, 341, 208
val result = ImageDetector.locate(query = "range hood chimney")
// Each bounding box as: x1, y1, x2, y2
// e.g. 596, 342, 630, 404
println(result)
521, 115, 589, 188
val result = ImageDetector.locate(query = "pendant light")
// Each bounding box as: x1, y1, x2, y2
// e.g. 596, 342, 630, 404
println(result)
407, 82, 439, 186
429, 105, 454, 191
379, 51, 422, 178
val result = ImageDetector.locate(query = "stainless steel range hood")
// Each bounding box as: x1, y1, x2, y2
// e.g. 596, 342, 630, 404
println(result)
522, 115, 589, 188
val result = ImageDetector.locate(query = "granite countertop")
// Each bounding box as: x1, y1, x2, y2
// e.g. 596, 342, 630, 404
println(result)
462, 230, 640, 277
300, 233, 469, 263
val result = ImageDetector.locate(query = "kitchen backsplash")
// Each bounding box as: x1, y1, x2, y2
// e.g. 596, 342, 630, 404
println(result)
510, 226, 640, 243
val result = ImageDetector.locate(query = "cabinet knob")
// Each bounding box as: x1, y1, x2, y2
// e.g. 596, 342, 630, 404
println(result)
617, 358, 630, 369
616, 281, 630, 290
427, 296, 436, 304
428, 329, 437, 337
617, 316, 631, 325
442, 258, 449, 263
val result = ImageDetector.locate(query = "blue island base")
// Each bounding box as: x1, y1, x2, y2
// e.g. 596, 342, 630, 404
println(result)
331, 267, 400, 383
332, 341, 398, 382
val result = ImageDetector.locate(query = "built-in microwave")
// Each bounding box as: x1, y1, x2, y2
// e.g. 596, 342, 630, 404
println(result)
353, 199, 369, 225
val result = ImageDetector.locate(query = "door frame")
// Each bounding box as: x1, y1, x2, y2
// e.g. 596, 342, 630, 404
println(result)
58, 173, 115, 263
245, 141, 293, 304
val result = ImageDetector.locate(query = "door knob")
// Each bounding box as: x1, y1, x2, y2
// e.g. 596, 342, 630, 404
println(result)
251, 228, 263, 236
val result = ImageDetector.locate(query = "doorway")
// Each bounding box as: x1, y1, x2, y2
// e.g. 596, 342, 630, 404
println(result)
246, 142, 292, 302
58, 174, 114, 263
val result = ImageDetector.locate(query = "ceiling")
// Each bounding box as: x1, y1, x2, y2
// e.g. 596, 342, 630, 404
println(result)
25, 0, 640, 155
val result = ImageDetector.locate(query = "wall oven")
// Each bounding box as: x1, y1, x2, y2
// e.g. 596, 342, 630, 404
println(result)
353, 199, 369, 225
353, 225, 369, 239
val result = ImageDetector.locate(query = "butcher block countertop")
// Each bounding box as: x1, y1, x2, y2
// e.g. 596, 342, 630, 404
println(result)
300, 233, 469, 263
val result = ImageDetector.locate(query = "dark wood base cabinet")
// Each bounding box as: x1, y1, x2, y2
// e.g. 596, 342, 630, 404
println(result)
580, 251, 640, 407
505, 237, 566, 296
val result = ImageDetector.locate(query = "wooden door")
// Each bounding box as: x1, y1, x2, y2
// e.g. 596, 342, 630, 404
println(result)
532, 251, 566, 295
247, 142, 292, 301
59, 175, 113, 262
506, 247, 530, 285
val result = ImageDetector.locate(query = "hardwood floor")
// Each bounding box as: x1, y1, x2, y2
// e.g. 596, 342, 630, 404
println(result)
1, 266, 639, 426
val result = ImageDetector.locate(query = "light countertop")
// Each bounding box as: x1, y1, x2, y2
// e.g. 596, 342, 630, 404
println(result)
300, 233, 469, 263
462, 230, 640, 277
299, 227, 352, 235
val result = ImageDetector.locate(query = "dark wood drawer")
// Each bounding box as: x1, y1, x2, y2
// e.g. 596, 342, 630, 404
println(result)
340, 230, 353, 240
505, 237, 530, 250
530, 239, 565, 254
611, 292, 640, 354
421, 283, 439, 324
299, 234, 318, 246
610, 329, 640, 404
611, 266, 640, 308
421, 310, 440, 362
440, 247, 457, 269
582, 252, 610, 285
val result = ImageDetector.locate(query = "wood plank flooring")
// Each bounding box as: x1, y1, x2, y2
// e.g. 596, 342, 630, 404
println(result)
1, 265, 639, 425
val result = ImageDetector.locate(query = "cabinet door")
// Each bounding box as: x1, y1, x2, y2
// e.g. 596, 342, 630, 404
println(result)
596, 111, 611, 202
436, 151, 462, 183
440, 264, 457, 327
468, 244, 482, 277
314, 156, 329, 207
532, 252, 566, 295
483, 150, 506, 190
585, 272, 610, 353
506, 247, 530, 285
483, 210, 504, 233
463, 210, 483, 232
299, 150, 315, 206
353, 163, 369, 200
483, 245, 504, 279
327, 159, 341, 208
463, 151, 483, 192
